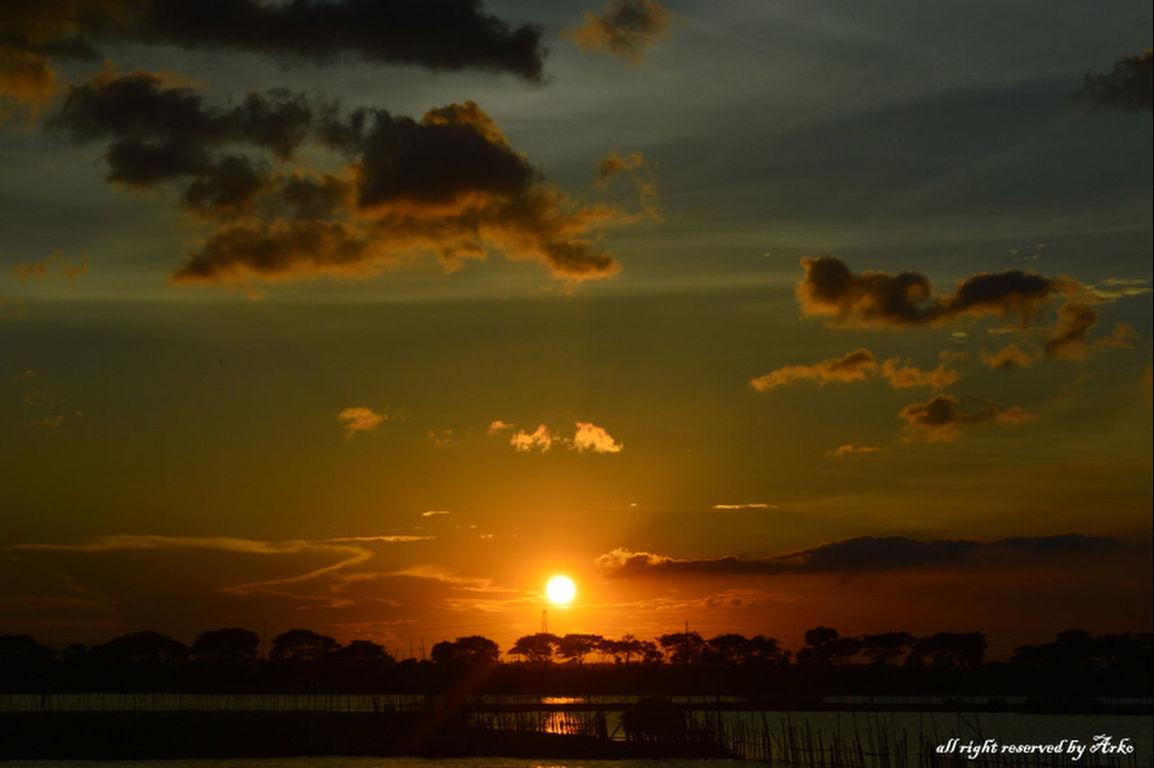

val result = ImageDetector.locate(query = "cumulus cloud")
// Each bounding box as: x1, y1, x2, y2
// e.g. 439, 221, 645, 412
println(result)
1072, 50, 1153, 111
898, 394, 1035, 442
509, 424, 554, 452
572, 421, 623, 453
598, 534, 1122, 578
0, 0, 544, 118
50, 72, 629, 285
750, 348, 959, 392
565, 0, 671, 62
502, 420, 623, 453
797, 256, 1075, 329
824, 444, 884, 458
981, 343, 1036, 370
337, 406, 386, 437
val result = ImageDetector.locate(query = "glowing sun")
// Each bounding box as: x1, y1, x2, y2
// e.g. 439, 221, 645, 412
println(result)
546, 575, 577, 605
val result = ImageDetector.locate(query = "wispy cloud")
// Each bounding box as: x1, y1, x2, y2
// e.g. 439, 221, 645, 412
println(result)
598, 534, 1124, 578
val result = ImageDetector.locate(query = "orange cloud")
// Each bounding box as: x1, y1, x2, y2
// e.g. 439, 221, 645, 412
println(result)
750, 348, 960, 392
509, 424, 554, 452
565, 0, 671, 62
572, 421, 623, 453
1044, 303, 1140, 361
750, 348, 876, 390
337, 406, 386, 437
13, 250, 89, 282
824, 444, 885, 457
981, 343, 1036, 370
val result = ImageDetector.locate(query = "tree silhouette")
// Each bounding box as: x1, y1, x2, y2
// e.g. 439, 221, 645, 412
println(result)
98, 631, 188, 664
657, 632, 706, 665
747, 635, 790, 665
192, 628, 260, 661
509, 633, 559, 664
911, 632, 985, 667
270, 629, 339, 662
430, 635, 499, 668
859, 632, 914, 666
600, 634, 646, 665
556, 633, 603, 664
331, 639, 394, 665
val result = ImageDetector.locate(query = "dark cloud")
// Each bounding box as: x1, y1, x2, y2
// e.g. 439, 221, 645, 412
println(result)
598, 534, 1122, 578
1, 0, 544, 117
50, 72, 628, 284
797, 256, 1074, 329
898, 393, 1034, 442
1073, 50, 1153, 111
565, 0, 670, 62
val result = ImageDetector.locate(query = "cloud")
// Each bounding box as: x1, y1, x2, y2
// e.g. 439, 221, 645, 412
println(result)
572, 421, 623, 453
898, 393, 1035, 442
598, 534, 1123, 578
509, 424, 554, 452
712, 503, 774, 510
501, 421, 624, 453
1072, 50, 1153, 111
51, 72, 628, 285
981, 343, 1036, 370
565, 0, 670, 62
337, 406, 386, 437
750, 348, 876, 391
0, 0, 544, 119
422, 510, 451, 518
1088, 277, 1153, 300
2, 533, 431, 602
12, 250, 88, 282
824, 444, 884, 458
797, 256, 1075, 329
426, 428, 453, 446
1044, 302, 1140, 361
595, 150, 659, 218
878, 355, 961, 390
750, 348, 960, 392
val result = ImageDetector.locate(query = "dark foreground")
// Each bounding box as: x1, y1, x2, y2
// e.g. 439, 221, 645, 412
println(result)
0, 711, 733, 761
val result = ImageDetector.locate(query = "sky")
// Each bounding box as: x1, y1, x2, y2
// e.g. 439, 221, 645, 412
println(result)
1, 0, 1151, 659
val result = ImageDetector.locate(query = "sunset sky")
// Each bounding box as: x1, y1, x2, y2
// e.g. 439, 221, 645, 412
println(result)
1, 0, 1150, 659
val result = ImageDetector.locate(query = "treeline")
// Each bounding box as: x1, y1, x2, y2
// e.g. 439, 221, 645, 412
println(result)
1, 626, 1149, 697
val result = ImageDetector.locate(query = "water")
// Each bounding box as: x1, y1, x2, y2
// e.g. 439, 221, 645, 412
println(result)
2, 697, 1150, 766
0, 760, 745, 768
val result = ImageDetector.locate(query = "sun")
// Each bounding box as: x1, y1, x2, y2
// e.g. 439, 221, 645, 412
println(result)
545, 575, 577, 605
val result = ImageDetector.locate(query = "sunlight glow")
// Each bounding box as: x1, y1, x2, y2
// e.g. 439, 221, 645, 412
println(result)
546, 575, 577, 605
